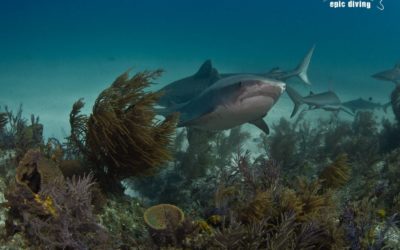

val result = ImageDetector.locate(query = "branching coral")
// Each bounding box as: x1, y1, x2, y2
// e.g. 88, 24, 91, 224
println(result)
0, 106, 43, 161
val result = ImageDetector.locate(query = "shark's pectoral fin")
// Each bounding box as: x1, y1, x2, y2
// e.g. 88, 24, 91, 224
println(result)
249, 118, 269, 134
155, 100, 190, 117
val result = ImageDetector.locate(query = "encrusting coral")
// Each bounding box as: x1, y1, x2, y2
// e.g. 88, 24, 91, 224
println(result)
68, 70, 178, 191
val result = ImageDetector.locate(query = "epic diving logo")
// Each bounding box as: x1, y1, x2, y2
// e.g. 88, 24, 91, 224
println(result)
325, 0, 384, 10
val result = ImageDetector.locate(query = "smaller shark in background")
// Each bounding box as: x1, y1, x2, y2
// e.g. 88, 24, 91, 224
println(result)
286, 85, 353, 117
372, 64, 400, 85
342, 97, 391, 113
157, 75, 286, 134
157, 45, 315, 108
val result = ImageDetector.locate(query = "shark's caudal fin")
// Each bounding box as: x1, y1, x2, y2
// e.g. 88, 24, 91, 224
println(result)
294, 45, 315, 85
286, 85, 304, 118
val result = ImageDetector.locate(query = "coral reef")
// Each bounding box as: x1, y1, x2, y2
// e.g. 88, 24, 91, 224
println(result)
1, 67, 400, 249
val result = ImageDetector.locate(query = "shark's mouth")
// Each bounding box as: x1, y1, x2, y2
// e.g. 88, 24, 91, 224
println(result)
237, 82, 285, 103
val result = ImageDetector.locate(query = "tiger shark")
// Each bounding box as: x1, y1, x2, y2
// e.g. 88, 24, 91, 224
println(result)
372, 64, 400, 85
157, 75, 286, 134
157, 45, 314, 108
286, 85, 353, 117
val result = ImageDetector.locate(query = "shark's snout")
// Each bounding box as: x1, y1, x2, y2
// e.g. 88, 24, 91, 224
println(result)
261, 81, 285, 101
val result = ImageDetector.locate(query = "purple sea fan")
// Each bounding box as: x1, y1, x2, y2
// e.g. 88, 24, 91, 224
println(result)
28, 173, 110, 250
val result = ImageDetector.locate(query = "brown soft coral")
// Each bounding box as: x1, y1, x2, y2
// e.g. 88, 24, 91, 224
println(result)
68, 70, 178, 183
319, 154, 351, 189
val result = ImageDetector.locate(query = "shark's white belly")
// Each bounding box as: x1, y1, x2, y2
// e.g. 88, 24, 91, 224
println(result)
189, 96, 275, 130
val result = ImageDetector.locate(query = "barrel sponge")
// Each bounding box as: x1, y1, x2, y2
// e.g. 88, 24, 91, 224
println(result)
16, 149, 64, 193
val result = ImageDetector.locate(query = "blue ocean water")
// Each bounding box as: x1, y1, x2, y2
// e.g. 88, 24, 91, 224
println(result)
0, 0, 399, 139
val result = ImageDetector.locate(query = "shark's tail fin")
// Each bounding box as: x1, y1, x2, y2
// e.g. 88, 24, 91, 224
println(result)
286, 85, 304, 118
294, 45, 315, 85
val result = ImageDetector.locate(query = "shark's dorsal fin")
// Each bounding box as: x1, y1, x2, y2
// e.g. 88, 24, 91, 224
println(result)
249, 118, 269, 134
194, 60, 213, 78
210, 68, 221, 81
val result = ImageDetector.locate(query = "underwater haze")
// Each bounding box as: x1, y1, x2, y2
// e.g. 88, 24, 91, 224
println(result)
4, 1, 400, 249
0, 0, 399, 139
